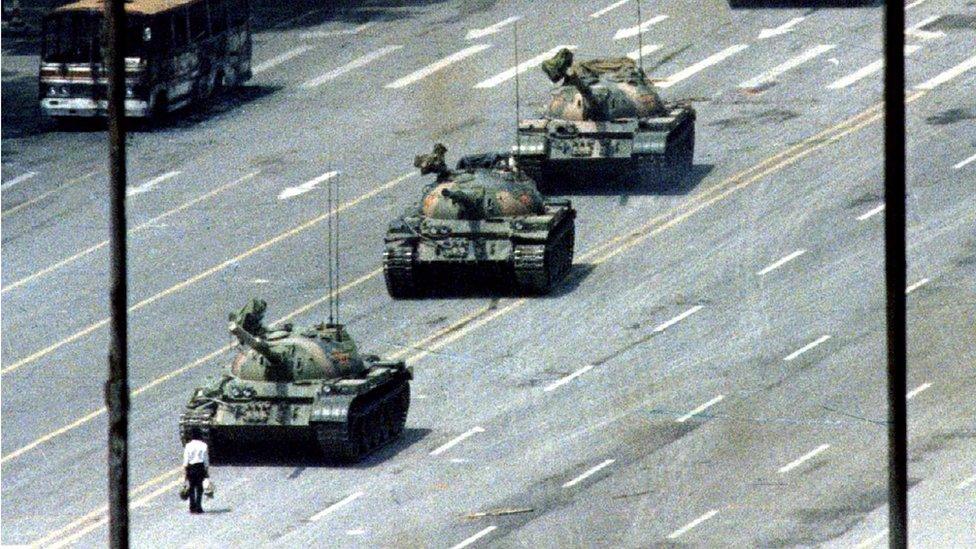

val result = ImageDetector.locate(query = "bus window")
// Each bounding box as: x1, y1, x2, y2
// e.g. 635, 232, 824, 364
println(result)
172, 8, 188, 48
189, 0, 209, 40
208, 0, 226, 34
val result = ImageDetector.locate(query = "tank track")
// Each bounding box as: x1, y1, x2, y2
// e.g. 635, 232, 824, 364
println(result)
513, 221, 575, 294
383, 245, 419, 299
638, 122, 695, 183
313, 379, 410, 462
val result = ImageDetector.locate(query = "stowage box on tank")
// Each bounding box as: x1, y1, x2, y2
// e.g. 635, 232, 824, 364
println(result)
514, 48, 695, 187
383, 145, 576, 297
179, 299, 412, 462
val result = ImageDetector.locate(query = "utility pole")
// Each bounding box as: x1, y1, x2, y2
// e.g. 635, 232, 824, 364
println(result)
104, 0, 130, 545
883, 0, 908, 547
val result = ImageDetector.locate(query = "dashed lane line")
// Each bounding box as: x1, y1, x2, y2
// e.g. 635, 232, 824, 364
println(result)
590, 0, 633, 19
656, 44, 749, 89
652, 305, 703, 333
465, 16, 520, 40
278, 170, 339, 200
474, 45, 577, 89
450, 526, 497, 549
953, 152, 976, 170
627, 44, 662, 61
915, 54, 976, 90
667, 510, 719, 540
544, 364, 595, 392
300, 22, 375, 40
0, 169, 98, 217
857, 203, 885, 221
301, 45, 402, 88
827, 45, 922, 90
739, 44, 835, 90
757, 249, 806, 276
854, 529, 888, 549
905, 382, 931, 400
309, 491, 365, 521
613, 15, 668, 40
783, 335, 831, 362
430, 427, 485, 456
563, 459, 615, 488
1, 171, 37, 190
905, 277, 930, 295
676, 395, 725, 423
125, 170, 181, 197
252, 45, 315, 75
0, 171, 414, 376
386, 44, 492, 89
778, 443, 830, 474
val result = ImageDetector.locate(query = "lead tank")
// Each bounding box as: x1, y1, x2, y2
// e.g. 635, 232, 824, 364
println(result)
383, 144, 576, 297
514, 48, 696, 187
179, 299, 411, 462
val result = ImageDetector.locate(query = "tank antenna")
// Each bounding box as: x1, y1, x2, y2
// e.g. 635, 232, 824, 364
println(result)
636, 0, 645, 73
326, 169, 335, 327
333, 173, 341, 333
513, 20, 522, 170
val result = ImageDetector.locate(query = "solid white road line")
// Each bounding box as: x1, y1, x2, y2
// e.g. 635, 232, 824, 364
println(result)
466, 16, 520, 40
474, 45, 577, 89
657, 45, 748, 88
310, 491, 365, 521
1, 171, 37, 191
757, 249, 806, 275
905, 278, 930, 295
627, 44, 662, 61
653, 305, 703, 333
953, 152, 976, 170
125, 170, 180, 197
613, 15, 669, 40
857, 203, 885, 221
544, 364, 594, 392
757, 17, 806, 40
301, 22, 374, 39
905, 382, 931, 400
905, 0, 930, 9
854, 529, 888, 549
590, 0, 633, 19
784, 335, 831, 362
667, 510, 719, 539
386, 44, 492, 88
739, 45, 835, 89
302, 45, 402, 88
827, 45, 921, 89
450, 526, 497, 549
905, 15, 945, 41
778, 443, 830, 474
915, 54, 976, 90
957, 473, 976, 490
278, 170, 339, 200
563, 459, 615, 488
252, 45, 315, 75
430, 426, 485, 456
676, 395, 724, 423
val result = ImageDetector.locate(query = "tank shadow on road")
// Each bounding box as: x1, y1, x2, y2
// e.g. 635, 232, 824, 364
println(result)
212, 427, 432, 468
541, 164, 713, 197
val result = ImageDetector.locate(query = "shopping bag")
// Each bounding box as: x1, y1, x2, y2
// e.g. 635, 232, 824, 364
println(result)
179, 480, 190, 501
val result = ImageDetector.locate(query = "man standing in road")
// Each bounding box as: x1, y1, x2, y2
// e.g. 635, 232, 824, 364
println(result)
182, 428, 209, 514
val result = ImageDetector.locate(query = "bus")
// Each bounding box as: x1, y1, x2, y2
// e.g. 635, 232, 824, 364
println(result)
39, 0, 252, 120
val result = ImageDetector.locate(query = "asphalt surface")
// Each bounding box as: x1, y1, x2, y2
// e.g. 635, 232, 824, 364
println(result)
2, 0, 974, 546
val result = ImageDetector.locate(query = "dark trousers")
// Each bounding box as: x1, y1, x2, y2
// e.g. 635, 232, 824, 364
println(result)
185, 462, 207, 513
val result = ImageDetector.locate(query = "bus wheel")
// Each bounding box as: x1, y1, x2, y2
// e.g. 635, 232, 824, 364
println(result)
213, 70, 226, 97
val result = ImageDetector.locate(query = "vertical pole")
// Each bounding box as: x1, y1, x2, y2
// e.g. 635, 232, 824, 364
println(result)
104, 0, 129, 546
883, 0, 908, 547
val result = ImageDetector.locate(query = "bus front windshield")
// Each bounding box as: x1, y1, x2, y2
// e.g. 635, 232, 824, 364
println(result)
42, 11, 148, 64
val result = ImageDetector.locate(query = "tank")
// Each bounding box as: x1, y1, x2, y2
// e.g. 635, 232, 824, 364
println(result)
383, 144, 576, 297
179, 299, 412, 462
514, 48, 696, 187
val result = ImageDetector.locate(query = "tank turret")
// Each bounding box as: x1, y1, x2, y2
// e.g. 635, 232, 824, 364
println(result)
440, 187, 482, 219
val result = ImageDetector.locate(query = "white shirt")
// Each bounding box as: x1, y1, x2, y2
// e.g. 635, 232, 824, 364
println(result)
182, 439, 209, 467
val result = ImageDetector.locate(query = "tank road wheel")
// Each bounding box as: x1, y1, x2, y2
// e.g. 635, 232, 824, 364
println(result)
314, 418, 363, 462
313, 379, 411, 462
384, 245, 419, 299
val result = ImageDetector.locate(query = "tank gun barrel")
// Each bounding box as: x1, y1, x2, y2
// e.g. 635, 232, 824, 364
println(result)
229, 321, 286, 368
440, 188, 480, 213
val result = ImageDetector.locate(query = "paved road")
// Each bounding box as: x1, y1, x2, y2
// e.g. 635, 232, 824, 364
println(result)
2, 0, 974, 546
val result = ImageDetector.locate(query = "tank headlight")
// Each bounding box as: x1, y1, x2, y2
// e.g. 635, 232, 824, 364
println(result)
47, 85, 69, 98
125, 85, 135, 98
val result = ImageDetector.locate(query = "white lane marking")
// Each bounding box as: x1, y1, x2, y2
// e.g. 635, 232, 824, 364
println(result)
957, 473, 976, 490
466, 16, 520, 40
346, 529, 366, 536
251, 278, 270, 284
386, 44, 492, 88
653, 305, 703, 333
310, 491, 364, 521
667, 509, 719, 539
905, 382, 931, 400
125, 171, 180, 197
627, 44, 662, 61
273, 8, 321, 30
953, 152, 976, 170
544, 364, 594, 392
278, 170, 339, 200
778, 443, 830, 474
563, 459, 616, 488
739, 44, 836, 89
301, 45, 402, 88
827, 45, 921, 89
915, 54, 976, 90
657, 45, 749, 88
474, 45, 577, 89
676, 395, 724, 423
905, 0, 929, 8
613, 15, 669, 40
301, 22, 374, 39
757, 249, 806, 276
757, 17, 806, 40
450, 526, 497, 549
430, 426, 485, 456
905, 15, 945, 41
854, 529, 888, 549
590, 0, 633, 19
252, 45, 315, 75
1, 171, 37, 190
784, 335, 831, 362
905, 278, 930, 295
857, 203, 885, 221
